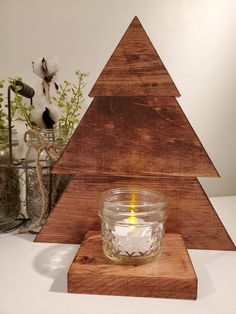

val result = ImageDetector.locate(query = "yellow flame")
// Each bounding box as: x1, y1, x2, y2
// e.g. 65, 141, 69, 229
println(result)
128, 193, 137, 225
128, 214, 137, 225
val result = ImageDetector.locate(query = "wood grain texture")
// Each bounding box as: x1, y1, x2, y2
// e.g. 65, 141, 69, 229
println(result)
35, 175, 235, 250
89, 16, 180, 97
53, 96, 219, 177
36, 15, 233, 260
68, 232, 197, 300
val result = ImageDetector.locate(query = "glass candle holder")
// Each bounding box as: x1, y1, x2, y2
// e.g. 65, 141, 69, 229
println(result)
99, 188, 167, 265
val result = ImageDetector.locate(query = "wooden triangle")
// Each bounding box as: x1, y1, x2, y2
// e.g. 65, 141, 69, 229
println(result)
89, 17, 180, 97
53, 96, 219, 177
36, 175, 235, 250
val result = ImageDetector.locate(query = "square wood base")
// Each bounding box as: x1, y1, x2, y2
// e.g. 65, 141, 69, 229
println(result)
68, 232, 197, 300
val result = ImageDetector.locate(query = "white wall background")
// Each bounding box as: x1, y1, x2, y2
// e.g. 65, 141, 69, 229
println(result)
0, 0, 235, 197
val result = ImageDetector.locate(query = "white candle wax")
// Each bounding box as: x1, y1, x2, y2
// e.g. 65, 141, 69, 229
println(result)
112, 218, 152, 256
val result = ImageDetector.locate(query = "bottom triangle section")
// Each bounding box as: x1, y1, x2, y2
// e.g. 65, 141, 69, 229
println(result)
35, 175, 235, 251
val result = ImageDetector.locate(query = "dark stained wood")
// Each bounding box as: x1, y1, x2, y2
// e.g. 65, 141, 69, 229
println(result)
35, 175, 235, 250
68, 232, 197, 300
36, 15, 234, 265
53, 96, 219, 177
89, 17, 180, 97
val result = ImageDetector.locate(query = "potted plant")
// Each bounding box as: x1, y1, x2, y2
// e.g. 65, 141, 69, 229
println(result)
0, 58, 88, 232
5, 58, 88, 231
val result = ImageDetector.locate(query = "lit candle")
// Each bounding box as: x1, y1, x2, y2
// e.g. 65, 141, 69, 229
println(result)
112, 218, 153, 256
100, 188, 167, 264
112, 192, 153, 256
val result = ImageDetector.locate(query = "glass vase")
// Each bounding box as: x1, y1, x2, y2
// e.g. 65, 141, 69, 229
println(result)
100, 188, 167, 265
0, 129, 21, 230
0, 129, 20, 163
24, 128, 68, 229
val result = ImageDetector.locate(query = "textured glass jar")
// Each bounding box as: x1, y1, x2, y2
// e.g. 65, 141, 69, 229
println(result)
100, 188, 167, 265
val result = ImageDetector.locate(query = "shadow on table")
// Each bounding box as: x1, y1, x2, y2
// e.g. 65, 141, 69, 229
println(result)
32, 243, 79, 293
14, 232, 36, 242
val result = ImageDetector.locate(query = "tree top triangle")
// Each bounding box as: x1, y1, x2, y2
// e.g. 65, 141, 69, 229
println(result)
89, 16, 180, 97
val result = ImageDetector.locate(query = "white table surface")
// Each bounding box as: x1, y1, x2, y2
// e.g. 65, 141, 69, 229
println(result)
0, 196, 236, 314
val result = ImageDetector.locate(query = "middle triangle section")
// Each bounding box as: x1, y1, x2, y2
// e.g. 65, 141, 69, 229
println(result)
54, 96, 218, 177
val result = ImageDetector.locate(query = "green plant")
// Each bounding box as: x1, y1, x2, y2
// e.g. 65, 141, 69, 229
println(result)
0, 80, 9, 145
53, 70, 88, 136
1, 77, 36, 129
0, 80, 8, 130
0, 70, 88, 136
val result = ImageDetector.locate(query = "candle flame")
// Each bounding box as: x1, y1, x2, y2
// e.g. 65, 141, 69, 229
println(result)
128, 193, 137, 225
128, 214, 137, 225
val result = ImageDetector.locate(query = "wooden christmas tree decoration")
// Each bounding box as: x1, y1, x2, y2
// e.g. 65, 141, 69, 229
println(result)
36, 17, 235, 299
36, 16, 234, 250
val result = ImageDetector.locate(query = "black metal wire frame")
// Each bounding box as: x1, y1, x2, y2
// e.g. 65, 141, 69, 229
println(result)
1, 84, 34, 232
7, 86, 13, 163
7, 83, 34, 164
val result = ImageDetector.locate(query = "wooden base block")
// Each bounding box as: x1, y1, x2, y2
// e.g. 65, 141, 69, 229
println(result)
68, 232, 197, 300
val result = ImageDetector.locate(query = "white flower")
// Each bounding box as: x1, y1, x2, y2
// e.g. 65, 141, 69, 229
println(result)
32, 56, 60, 79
